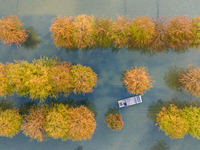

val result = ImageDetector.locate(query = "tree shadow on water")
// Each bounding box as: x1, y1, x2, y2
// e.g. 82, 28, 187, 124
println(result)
22, 26, 41, 50
164, 66, 183, 92
74, 146, 83, 150
149, 139, 169, 150
0, 98, 15, 111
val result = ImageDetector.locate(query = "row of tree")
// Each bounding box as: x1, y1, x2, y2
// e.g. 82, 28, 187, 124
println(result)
0, 102, 96, 141
48, 14, 200, 52
0, 57, 97, 102
1, 14, 200, 53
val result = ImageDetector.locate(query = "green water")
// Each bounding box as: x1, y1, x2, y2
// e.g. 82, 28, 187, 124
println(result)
0, 0, 200, 150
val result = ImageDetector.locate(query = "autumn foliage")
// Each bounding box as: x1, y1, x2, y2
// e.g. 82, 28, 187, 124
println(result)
156, 104, 200, 139
0, 14, 28, 46
49, 14, 200, 52
22, 105, 47, 142
0, 108, 23, 137
179, 65, 200, 97
44, 103, 96, 141
104, 107, 124, 131
123, 66, 154, 95
0, 57, 97, 102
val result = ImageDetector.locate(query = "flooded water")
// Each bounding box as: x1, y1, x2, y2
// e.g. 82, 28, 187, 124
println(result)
0, 0, 200, 150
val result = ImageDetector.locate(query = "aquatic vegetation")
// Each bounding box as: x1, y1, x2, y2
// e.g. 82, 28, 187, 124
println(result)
50, 61, 73, 96
68, 105, 96, 140
148, 17, 169, 53
149, 139, 169, 150
167, 15, 194, 50
73, 14, 96, 49
111, 15, 131, 48
156, 104, 189, 139
22, 105, 47, 142
164, 66, 183, 92
70, 64, 97, 95
0, 108, 23, 137
123, 66, 154, 95
93, 16, 113, 48
129, 16, 155, 48
23, 26, 41, 50
179, 65, 200, 97
50, 16, 75, 49
0, 14, 28, 46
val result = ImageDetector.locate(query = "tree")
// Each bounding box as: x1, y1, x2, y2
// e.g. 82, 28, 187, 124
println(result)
179, 65, 200, 97
111, 15, 131, 48
0, 14, 28, 46
0, 108, 23, 137
50, 16, 75, 49
44, 103, 70, 141
67, 105, 96, 140
129, 16, 155, 48
73, 14, 96, 49
123, 66, 154, 95
70, 64, 97, 95
104, 107, 124, 130
156, 104, 189, 139
183, 106, 200, 139
22, 105, 48, 142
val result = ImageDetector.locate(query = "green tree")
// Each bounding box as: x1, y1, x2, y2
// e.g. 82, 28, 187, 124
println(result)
156, 104, 189, 139
183, 106, 200, 139
0, 108, 23, 137
44, 103, 70, 141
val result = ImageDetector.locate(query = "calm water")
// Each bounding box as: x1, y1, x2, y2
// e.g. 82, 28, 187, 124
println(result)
1, 0, 200, 150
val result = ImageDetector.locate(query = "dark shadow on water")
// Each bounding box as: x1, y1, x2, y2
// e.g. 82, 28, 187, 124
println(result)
104, 107, 119, 117
147, 98, 200, 122
149, 139, 169, 150
22, 26, 41, 50
0, 98, 15, 111
18, 101, 37, 115
164, 66, 183, 92
74, 146, 83, 150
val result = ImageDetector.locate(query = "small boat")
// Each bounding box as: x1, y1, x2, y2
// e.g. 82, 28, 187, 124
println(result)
118, 95, 142, 108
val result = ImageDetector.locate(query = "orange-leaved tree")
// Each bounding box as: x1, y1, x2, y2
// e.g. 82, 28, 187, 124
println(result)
123, 66, 154, 95
22, 105, 48, 142
50, 16, 75, 49
0, 14, 28, 46
104, 107, 124, 130
179, 65, 200, 97
50, 61, 73, 96
73, 14, 96, 49
167, 15, 194, 50
67, 105, 96, 140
